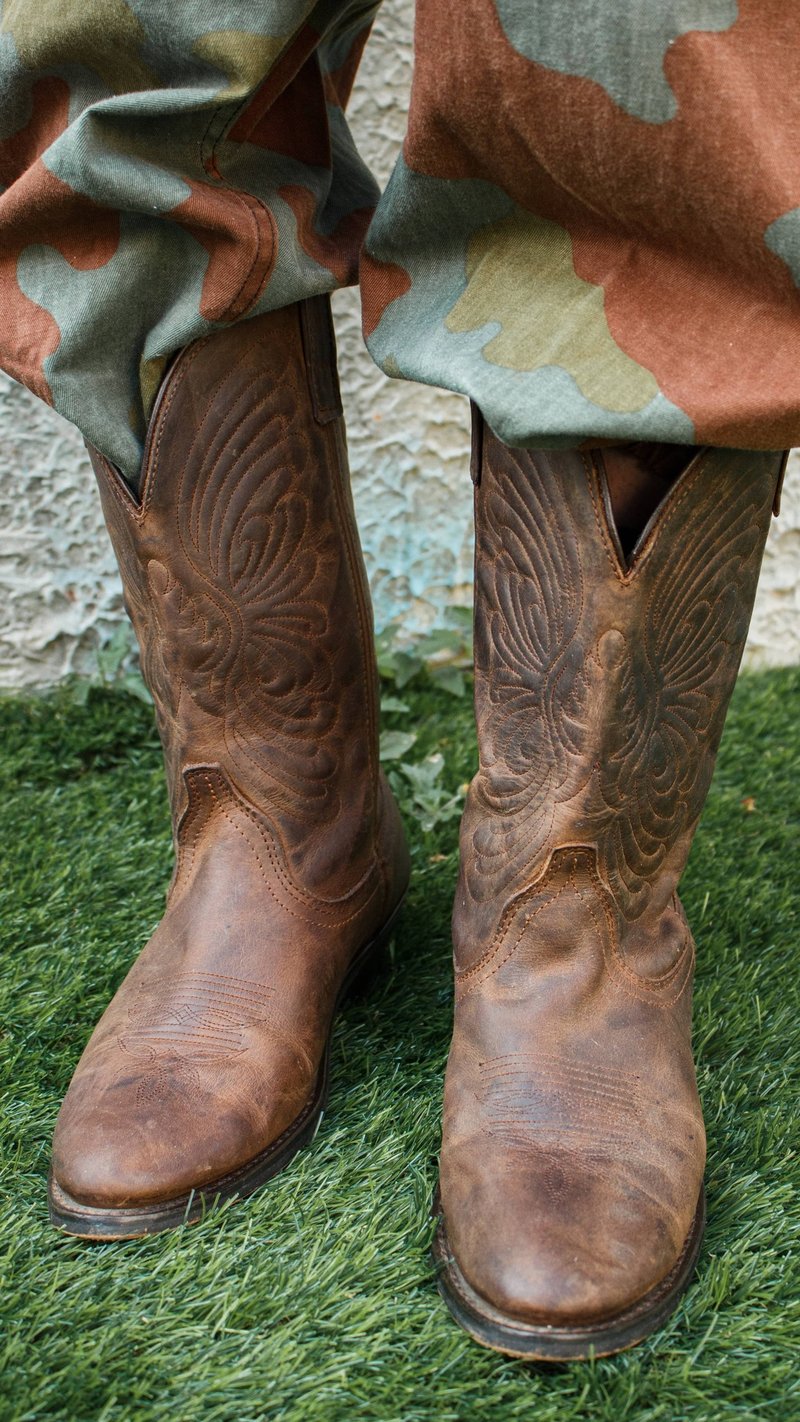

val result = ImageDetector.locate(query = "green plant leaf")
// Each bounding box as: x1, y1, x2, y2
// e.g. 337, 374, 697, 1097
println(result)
120, 673, 153, 705
380, 695, 410, 714
379, 729, 418, 761
392, 650, 424, 689
445, 604, 473, 631
430, 665, 467, 698
399, 752, 445, 793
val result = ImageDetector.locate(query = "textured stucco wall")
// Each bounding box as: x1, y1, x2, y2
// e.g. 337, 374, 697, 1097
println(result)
0, 0, 798, 690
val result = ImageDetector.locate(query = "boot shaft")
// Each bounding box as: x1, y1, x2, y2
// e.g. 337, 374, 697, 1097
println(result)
89, 298, 383, 894
456, 418, 782, 957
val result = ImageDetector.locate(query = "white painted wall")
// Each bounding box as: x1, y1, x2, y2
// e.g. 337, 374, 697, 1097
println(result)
0, 0, 797, 691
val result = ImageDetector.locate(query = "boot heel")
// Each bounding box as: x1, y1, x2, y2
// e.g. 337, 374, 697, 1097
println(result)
347, 937, 393, 999
342, 896, 404, 1002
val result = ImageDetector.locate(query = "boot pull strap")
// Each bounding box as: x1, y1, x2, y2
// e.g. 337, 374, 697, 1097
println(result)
773, 450, 790, 517
470, 402, 484, 486
299, 296, 343, 424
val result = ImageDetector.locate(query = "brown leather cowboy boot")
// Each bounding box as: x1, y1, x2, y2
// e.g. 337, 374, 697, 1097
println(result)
49, 298, 409, 1238
434, 419, 784, 1359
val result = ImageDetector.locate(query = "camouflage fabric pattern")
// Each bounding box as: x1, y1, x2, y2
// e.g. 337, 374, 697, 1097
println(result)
1, 0, 800, 484
0, 0, 380, 480
364, 0, 800, 453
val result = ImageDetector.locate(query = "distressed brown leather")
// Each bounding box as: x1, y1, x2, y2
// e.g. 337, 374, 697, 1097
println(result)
51, 298, 409, 1209
440, 423, 781, 1329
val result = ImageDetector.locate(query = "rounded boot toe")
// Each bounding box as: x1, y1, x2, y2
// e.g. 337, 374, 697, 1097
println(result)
51, 1056, 295, 1210
442, 1162, 694, 1330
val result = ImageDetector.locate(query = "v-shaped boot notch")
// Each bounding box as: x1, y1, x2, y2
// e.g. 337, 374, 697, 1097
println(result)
596, 442, 696, 569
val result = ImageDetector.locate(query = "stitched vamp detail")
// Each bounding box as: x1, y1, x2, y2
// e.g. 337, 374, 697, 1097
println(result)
457, 846, 693, 1006
478, 1052, 676, 1183
119, 971, 276, 1063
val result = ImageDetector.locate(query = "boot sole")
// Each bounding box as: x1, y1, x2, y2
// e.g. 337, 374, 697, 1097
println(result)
48, 897, 405, 1240
431, 1184, 706, 1361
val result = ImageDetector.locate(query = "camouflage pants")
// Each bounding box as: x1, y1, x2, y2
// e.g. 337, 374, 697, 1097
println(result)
1, 0, 799, 485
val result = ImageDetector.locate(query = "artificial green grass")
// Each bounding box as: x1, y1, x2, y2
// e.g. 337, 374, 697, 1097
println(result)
0, 668, 798, 1422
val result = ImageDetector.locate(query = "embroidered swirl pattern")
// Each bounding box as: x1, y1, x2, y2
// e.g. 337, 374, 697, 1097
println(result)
93, 322, 372, 866
463, 437, 778, 919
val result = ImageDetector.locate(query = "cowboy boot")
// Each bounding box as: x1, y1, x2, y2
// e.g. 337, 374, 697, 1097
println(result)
49, 297, 409, 1238
434, 419, 784, 1359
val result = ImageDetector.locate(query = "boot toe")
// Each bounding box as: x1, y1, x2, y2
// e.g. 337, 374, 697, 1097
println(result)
442, 1154, 696, 1328
51, 1050, 305, 1209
